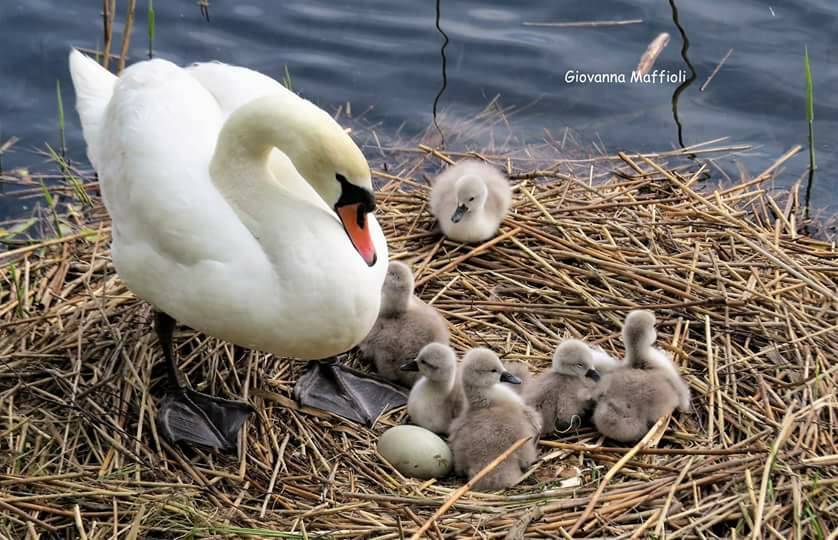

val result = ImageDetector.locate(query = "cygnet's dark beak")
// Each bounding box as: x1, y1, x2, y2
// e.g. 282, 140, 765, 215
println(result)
499, 371, 522, 385
450, 204, 468, 223
400, 360, 419, 372
585, 368, 601, 382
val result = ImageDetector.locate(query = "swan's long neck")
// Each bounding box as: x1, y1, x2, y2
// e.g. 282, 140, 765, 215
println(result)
208, 96, 338, 224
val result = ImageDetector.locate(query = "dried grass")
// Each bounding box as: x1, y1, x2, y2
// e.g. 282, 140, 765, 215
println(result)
0, 122, 836, 538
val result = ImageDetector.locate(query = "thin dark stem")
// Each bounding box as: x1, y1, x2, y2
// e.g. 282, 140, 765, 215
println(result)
199, 0, 210, 22
669, 0, 697, 151
102, 0, 113, 69
431, 0, 449, 148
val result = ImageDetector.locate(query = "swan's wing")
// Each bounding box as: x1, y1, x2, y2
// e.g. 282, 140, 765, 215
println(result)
187, 61, 297, 114
98, 59, 247, 262
68, 50, 117, 172
96, 59, 275, 319
187, 62, 327, 210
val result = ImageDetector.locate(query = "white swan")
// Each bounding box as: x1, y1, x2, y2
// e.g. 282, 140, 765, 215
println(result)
69, 50, 388, 449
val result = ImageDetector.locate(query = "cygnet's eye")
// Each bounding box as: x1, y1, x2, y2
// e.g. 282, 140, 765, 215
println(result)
469, 196, 475, 202
577, 363, 584, 368
491, 369, 498, 373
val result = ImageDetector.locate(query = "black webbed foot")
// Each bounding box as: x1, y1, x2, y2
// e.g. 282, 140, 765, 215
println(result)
153, 310, 253, 452
157, 387, 254, 452
294, 359, 407, 425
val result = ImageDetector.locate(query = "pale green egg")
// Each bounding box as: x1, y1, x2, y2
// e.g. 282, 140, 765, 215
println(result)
377, 425, 453, 479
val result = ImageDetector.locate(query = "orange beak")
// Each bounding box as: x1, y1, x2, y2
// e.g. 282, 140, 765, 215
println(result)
337, 203, 377, 267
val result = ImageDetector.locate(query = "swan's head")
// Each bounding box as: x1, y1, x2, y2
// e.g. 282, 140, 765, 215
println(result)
400, 342, 457, 383
451, 175, 488, 223
552, 339, 599, 381
227, 95, 379, 266
303, 112, 377, 267
461, 347, 520, 388
623, 310, 657, 349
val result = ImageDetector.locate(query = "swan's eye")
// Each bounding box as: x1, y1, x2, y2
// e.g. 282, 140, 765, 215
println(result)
577, 363, 584, 368
491, 369, 498, 373
469, 196, 475, 202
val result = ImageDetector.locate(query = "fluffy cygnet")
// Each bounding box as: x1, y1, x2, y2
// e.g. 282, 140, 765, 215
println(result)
448, 348, 541, 490
524, 339, 602, 435
402, 343, 465, 434
358, 261, 450, 387
502, 360, 531, 395
622, 310, 691, 411
429, 160, 512, 243
591, 310, 691, 442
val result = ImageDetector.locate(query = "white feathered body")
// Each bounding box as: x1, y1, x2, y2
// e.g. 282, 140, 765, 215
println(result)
69, 52, 388, 359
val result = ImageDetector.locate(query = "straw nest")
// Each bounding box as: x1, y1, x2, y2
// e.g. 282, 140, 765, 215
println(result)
1, 129, 836, 539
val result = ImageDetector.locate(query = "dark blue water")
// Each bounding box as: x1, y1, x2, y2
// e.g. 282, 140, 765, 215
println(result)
0, 0, 835, 219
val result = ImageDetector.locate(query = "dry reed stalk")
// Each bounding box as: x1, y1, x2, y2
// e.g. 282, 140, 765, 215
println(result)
700, 48, 735, 92
409, 437, 532, 539
523, 19, 644, 28
568, 416, 669, 535
116, 0, 136, 73
101, 0, 115, 69
635, 33, 671, 77
751, 406, 799, 539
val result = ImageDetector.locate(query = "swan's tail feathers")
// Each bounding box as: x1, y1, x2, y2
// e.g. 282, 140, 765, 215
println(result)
68, 49, 117, 170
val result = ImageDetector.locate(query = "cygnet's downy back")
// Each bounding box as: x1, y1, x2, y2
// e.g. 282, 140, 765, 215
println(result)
429, 160, 512, 243
591, 310, 690, 442
524, 339, 601, 435
403, 343, 465, 434
358, 261, 450, 387
622, 310, 690, 411
448, 348, 541, 490
591, 370, 679, 442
